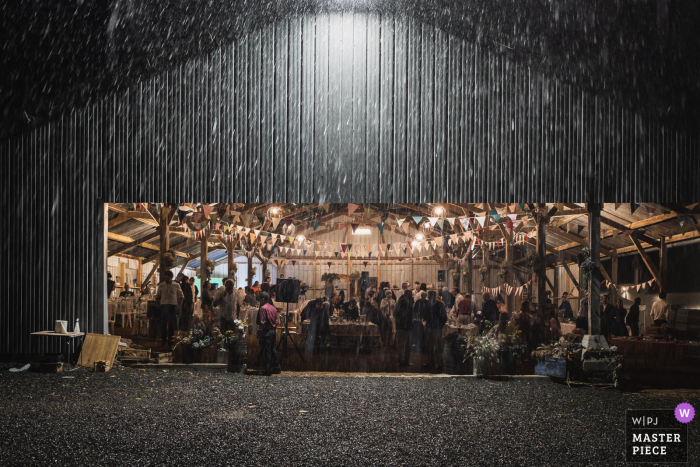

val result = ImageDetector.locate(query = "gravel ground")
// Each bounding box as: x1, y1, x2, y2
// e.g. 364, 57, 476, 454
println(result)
0, 366, 699, 466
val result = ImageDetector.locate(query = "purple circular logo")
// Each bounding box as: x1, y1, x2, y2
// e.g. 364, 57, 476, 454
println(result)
675, 403, 695, 423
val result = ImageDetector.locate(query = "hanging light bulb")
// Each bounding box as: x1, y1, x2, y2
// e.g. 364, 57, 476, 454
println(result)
415, 232, 426, 241
432, 205, 445, 217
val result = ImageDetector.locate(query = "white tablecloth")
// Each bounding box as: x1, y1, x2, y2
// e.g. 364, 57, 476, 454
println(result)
561, 322, 577, 335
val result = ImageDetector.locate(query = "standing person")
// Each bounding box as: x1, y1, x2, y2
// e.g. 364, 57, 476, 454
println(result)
558, 292, 574, 319
200, 281, 215, 332
342, 299, 360, 321
481, 292, 499, 332
251, 281, 261, 294
651, 291, 670, 327
412, 281, 422, 298
394, 290, 414, 367
244, 288, 257, 307
376, 282, 387, 304
613, 298, 628, 336
119, 283, 135, 297
325, 280, 335, 302
107, 273, 116, 299
380, 290, 396, 346
518, 301, 532, 359
366, 297, 388, 347
550, 309, 562, 340
452, 288, 464, 311
601, 295, 614, 340
441, 286, 454, 311
257, 292, 280, 376
424, 291, 448, 373
180, 275, 194, 331
412, 292, 429, 353
456, 293, 473, 325
189, 277, 199, 303
305, 298, 330, 356
576, 297, 589, 332
155, 271, 183, 349
214, 279, 240, 333
627, 297, 641, 336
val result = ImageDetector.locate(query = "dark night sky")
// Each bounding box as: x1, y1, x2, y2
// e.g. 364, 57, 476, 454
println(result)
1, 0, 699, 138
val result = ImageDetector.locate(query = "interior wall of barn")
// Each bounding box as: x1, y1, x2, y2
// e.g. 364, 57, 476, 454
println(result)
1, 11, 698, 357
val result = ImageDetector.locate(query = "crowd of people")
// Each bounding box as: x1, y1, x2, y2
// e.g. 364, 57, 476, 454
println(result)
131, 268, 672, 375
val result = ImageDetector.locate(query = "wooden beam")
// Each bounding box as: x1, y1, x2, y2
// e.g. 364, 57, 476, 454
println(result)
660, 236, 668, 289
627, 212, 678, 230
142, 258, 160, 290
536, 203, 547, 304
616, 229, 700, 253
546, 226, 614, 257
630, 235, 664, 291
107, 232, 134, 244
600, 213, 660, 248
561, 260, 579, 289
107, 230, 160, 257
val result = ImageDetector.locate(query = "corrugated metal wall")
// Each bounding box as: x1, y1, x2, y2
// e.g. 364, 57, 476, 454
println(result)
1, 12, 697, 356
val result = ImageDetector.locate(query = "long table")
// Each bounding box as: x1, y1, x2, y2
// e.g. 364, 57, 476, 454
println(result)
300, 321, 380, 337
611, 337, 697, 369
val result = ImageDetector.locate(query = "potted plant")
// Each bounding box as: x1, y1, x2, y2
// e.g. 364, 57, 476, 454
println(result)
225, 319, 248, 373
161, 250, 177, 270
443, 333, 473, 375
497, 322, 526, 375
471, 335, 499, 377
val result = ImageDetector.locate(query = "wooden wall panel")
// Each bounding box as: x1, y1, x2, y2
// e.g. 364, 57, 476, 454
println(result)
1, 12, 698, 356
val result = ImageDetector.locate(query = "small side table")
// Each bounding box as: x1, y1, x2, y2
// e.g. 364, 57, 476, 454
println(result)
31, 331, 86, 366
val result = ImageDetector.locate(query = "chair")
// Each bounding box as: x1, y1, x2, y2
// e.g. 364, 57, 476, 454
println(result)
108, 303, 117, 334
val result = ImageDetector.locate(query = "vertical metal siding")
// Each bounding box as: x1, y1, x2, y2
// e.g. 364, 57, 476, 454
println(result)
1, 13, 698, 356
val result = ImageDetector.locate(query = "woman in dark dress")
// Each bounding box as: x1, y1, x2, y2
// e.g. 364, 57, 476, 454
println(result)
613, 299, 628, 336
342, 299, 360, 321
411, 291, 429, 353
626, 297, 641, 336
518, 301, 532, 360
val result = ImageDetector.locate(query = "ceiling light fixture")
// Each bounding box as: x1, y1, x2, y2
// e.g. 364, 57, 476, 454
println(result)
354, 227, 372, 235
415, 233, 425, 241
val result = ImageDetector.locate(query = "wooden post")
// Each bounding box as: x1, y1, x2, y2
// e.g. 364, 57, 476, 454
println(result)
376, 228, 380, 287
247, 253, 253, 289
227, 240, 235, 283
313, 245, 317, 301
536, 203, 547, 305
659, 236, 668, 291
588, 203, 602, 335
137, 258, 143, 290
506, 235, 514, 314
482, 246, 489, 288
119, 261, 126, 290
466, 246, 473, 294
158, 210, 170, 277
611, 252, 618, 305
200, 233, 209, 284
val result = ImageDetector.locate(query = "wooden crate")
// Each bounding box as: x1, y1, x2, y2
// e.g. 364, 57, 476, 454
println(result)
201, 348, 217, 363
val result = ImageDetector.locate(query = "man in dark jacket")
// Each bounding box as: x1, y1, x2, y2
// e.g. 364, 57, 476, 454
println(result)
393, 290, 414, 366
481, 292, 499, 333
626, 297, 641, 336
441, 286, 454, 310
424, 291, 448, 372
412, 292, 430, 353
601, 295, 614, 340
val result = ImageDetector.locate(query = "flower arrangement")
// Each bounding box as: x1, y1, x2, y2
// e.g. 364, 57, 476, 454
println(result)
251, 266, 257, 276
216, 320, 248, 350
161, 250, 177, 269
479, 264, 489, 282
525, 251, 540, 275
263, 269, 271, 279
321, 273, 340, 285
578, 246, 596, 292
196, 259, 217, 280
497, 260, 511, 280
